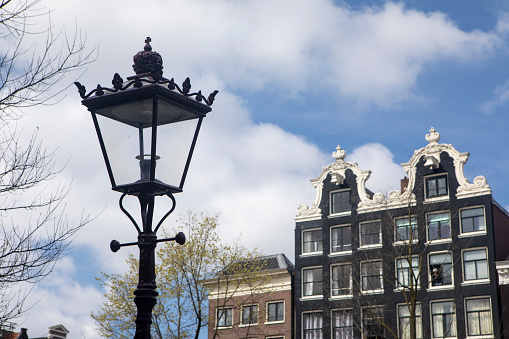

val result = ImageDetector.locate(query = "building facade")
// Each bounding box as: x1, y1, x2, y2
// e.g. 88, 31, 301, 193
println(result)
205, 253, 294, 339
294, 128, 509, 339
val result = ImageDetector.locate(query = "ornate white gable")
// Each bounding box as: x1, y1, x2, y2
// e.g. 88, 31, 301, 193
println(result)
296, 128, 491, 220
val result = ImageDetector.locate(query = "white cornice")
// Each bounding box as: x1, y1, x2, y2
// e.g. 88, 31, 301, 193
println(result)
296, 128, 491, 219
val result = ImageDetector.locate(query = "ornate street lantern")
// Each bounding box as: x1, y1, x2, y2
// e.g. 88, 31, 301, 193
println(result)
75, 37, 217, 339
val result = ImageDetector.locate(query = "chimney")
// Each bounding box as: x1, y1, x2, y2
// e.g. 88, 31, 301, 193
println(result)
15, 329, 28, 339
401, 177, 409, 193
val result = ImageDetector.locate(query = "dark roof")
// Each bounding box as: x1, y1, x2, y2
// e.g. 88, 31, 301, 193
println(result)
222, 253, 294, 275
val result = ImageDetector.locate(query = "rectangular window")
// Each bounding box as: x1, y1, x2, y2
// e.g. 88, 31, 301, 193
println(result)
302, 229, 323, 254
362, 307, 384, 339
361, 261, 383, 292
331, 225, 352, 252
241, 304, 258, 325
429, 253, 453, 287
216, 307, 233, 328
360, 221, 381, 246
332, 309, 353, 339
463, 248, 488, 281
427, 212, 451, 241
426, 175, 448, 199
331, 191, 350, 214
431, 300, 456, 338
398, 304, 422, 339
395, 216, 418, 242
465, 297, 493, 337
461, 207, 486, 234
396, 257, 419, 289
303, 267, 323, 297
303, 312, 323, 339
331, 264, 352, 296
266, 301, 284, 322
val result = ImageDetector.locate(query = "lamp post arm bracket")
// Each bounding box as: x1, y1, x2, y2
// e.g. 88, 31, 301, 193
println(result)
153, 193, 176, 234
119, 193, 142, 234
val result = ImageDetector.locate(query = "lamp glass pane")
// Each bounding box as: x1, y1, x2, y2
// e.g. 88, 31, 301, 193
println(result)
95, 112, 200, 189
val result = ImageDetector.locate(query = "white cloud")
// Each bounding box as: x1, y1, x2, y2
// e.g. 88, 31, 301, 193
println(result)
480, 80, 509, 114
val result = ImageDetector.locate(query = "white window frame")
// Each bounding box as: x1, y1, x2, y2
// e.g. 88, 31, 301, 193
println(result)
359, 220, 382, 249
240, 304, 259, 327
430, 299, 457, 339
330, 263, 352, 298
302, 266, 323, 298
426, 211, 452, 244
464, 296, 494, 338
360, 260, 383, 293
331, 308, 353, 339
330, 224, 352, 255
428, 251, 454, 290
424, 173, 449, 203
216, 307, 233, 329
302, 228, 323, 255
266, 300, 285, 324
459, 206, 487, 237
397, 303, 422, 339
362, 306, 385, 339
302, 311, 323, 339
329, 189, 351, 217
462, 247, 489, 285
394, 216, 418, 244
395, 256, 419, 290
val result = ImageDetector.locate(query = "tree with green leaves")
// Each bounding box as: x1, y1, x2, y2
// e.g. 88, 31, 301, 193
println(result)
92, 212, 265, 339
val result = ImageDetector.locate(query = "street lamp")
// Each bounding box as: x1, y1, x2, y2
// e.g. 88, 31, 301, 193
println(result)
75, 37, 217, 339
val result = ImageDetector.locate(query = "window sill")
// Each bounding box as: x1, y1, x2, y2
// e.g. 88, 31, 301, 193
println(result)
215, 326, 233, 330
424, 196, 449, 204
239, 323, 258, 327
394, 240, 418, 246
329, 211, 352, 218
458, 232, 487, 238
465, 336, 494, 339
358, 244, 383, 250
461, 279, 490, 286
329, 250, 352, 257
394, 287, 420, 292
428, 285, 454, 291
425, 239, 452, 245
300, 251, 323, 257
265, 320, 285, 325
361, 289, 384, 295
330, 294, 353, 300
300, 295, 323, 301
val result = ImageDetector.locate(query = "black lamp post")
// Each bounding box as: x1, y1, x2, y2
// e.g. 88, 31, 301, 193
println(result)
75, 37, 217, 339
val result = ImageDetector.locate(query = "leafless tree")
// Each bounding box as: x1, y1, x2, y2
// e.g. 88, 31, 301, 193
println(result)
0, 0, 94, 327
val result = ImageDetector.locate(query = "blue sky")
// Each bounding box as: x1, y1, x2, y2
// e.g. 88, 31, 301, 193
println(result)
10, 0, 509, 337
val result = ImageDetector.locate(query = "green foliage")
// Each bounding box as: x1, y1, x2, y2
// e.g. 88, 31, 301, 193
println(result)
92, 212, 263, 339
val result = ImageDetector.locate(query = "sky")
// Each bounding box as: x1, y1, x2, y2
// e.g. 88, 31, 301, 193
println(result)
7, 0, 509, 337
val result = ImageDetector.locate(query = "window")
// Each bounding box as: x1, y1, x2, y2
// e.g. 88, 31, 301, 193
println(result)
332, 309, 353, 339
463, 248, 488, 281
465, 297, 493, 337
429, 253, 453, 287
360, 221, 381, 246
461, 207, 486, 234
362, 307, 384, 339
216, 307, 233, 328
396, 257, 419, 289
426, 175, 448, 199
331, 225, 351, 252
331, 264, 352, 296
302, 229, 322, 254
430, 300, 456, 338
266, 301, 284, 323
395, 216, 418, 242
303, 267, 323, 297
303, 312, 322, 339
361, 261, 383, 292
241, 304, 258, 325
398, 304, 422, 339
427, 212, 451, 241
331, 190, 350, 214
